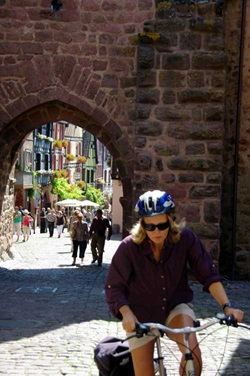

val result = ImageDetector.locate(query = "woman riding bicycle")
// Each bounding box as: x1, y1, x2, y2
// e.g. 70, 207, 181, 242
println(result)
105, 190, 244, 376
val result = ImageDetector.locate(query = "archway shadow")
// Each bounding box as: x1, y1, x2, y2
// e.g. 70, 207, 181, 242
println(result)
0, 261, 116, 344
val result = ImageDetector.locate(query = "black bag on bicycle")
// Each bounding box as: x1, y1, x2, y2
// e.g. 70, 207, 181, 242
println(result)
94, 336, 135, 376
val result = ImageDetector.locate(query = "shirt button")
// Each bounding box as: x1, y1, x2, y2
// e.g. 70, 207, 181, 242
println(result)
161, 275, 164, 279
162, 307, 165, 310
108, 285, 111, 288
162, 287, 166, 291
163, 298, 166, 301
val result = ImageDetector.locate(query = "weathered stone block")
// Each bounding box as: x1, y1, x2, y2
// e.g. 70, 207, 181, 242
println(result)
205, 35, 224, 51
187, 71, 205, 88
168, 157, 220, 171
135, 152, 152, 170
178, 173, 204, 183
137, 70, 157, 87
207, 141, 223, 155
189, 224, 221, 239
101, 74, 119, 88
162, 90, 176, 104
162, 53, 190, 70
206, 173, 222, 184
161, 173, 175, 184
204, 105, 224, 121
189, 18, 223, 34
189, 185, 221, 199
197, 3, 217, 16
159, 71, 186, 87
93, 60, 108, 71
135, 137, 147, 148
154, 143, 179, 156
178, 89, 224, 103
125, 89, 135, 98
192, 51, 226, 70
136, 121, 163, 136
154, 106, 191, 121
156, 158, 163, 171
137, 88, 160, 104
136, 174, 159, 189
181, 204, 201, 223
120, 77, 137, 88
204, 200, 221, 223
180, 33, 202, 50
185, 143, 205, 155
137, 104, 151, 119
138, 46, 155, 69
211, 72, 225, 87
168, 123, 224, 140
155, 19, 186, 33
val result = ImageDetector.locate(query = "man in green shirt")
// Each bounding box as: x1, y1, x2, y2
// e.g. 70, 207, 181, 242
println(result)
13, 206, 22, 241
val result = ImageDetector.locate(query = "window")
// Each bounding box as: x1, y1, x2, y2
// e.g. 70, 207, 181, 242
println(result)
36, 153, 41, 170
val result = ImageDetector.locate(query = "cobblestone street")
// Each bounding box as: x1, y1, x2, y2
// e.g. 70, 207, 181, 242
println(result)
0, 229, 250, 375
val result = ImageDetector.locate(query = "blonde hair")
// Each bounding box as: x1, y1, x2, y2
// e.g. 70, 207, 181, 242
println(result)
130, 214, 186, 245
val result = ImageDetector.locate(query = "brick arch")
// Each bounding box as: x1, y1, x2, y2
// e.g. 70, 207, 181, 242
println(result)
0, 98, 134, 236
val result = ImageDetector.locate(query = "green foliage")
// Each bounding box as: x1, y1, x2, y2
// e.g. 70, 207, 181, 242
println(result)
51, 177, 84, 199
85, 185, 105, 208
27, 188, 35, 199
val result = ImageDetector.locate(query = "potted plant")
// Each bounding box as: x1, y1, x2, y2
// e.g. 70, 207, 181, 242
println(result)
53, 170, 62, 178
53, 140, 63, 149
66, 153, 75, 161
77, 156, 87, 164
77, 180, 86, 189
60, 169, 68, 178
62, 140, 68, 148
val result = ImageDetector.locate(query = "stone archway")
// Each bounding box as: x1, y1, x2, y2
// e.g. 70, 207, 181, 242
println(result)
2, 0, 250, 278
0, 97, 134, 238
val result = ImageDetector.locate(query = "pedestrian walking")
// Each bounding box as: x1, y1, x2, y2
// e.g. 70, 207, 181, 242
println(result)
105, 190, 244, 376
40, 207, 47, 233
71, 213, 89, 266
46, 208, 57, 237
13, 205, 22, 241
56, 211, 65, 238
89, 209, 112, 266
22, 209, 34, 242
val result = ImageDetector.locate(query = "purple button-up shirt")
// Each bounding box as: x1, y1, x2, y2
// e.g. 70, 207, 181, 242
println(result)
105, 227, 222, 324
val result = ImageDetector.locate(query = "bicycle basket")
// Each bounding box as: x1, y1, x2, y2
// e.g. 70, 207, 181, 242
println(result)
94, 336, 135, 376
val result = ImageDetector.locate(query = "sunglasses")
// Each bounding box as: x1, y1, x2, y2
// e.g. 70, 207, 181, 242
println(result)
142, 221, 170, 232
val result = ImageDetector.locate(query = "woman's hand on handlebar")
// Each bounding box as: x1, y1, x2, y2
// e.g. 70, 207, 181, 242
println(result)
119, 305, 139, 332
224, 307, 244, 323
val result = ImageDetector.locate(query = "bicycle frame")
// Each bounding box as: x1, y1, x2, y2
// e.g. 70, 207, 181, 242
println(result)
136, 314, 239, 376
153, 331, 195, 376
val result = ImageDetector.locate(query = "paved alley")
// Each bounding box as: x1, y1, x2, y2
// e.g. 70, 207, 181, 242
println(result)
0, 229, 250, 375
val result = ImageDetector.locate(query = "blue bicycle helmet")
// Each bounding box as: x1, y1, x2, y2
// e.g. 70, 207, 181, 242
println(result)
134, 190, 175, 218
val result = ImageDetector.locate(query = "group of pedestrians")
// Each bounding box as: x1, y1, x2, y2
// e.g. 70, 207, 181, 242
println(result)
13, 204, 113, 267
70, 209, 112, 267
39, 207, 67, 238
13, 206, 34, 242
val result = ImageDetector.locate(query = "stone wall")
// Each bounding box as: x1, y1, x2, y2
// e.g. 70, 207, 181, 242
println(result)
234, 0, 250, 279
134, 1, 226, 261
0, 164, 15, 261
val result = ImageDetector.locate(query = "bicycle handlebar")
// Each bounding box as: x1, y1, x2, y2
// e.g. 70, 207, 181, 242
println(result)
135, 313, 238, 338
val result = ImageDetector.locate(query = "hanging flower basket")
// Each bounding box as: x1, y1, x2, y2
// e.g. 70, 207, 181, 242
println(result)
53, 140, 63, 149
60, 169, 68, 178
53, 170, 62, 178
66, 153, 75, 161
62, 140, 69, 148
77, 156, 87, 164
77, 180, 86, 189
